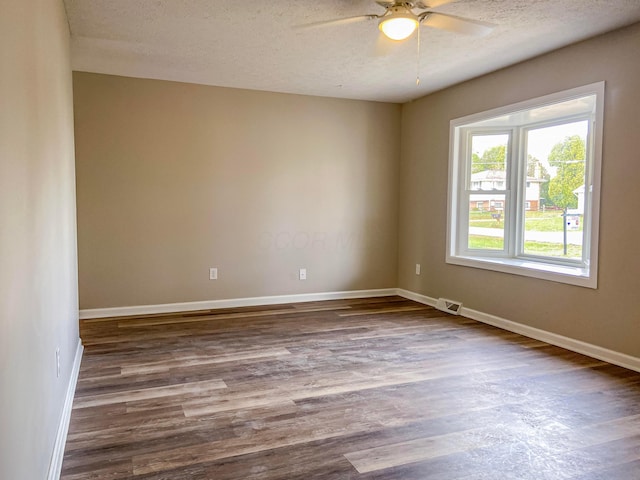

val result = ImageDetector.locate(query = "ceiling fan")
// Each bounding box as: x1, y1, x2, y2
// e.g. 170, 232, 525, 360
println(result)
298, 0, 495, 41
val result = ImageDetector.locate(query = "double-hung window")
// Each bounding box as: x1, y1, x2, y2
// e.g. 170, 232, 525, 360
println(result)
447, 83, 604, 288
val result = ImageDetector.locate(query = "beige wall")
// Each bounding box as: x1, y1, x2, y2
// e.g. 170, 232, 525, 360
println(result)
0, 0, 80, 478
399, 23, 640, 357
73, 73, 401, 309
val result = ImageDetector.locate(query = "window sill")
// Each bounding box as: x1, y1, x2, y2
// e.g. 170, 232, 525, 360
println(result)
446, 254, 596, 289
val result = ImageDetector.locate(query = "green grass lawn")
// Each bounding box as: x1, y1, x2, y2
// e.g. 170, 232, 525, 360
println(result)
469, 210, 583, 232
469, 235, 582, 258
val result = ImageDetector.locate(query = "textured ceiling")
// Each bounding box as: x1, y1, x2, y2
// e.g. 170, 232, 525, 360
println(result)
63, 0, 640, 103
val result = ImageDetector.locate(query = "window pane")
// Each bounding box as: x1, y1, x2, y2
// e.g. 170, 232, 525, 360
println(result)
524, 121, 587, 259
468, 194, 506, 250
469, 134, 509, 191
448, 85, 602, 287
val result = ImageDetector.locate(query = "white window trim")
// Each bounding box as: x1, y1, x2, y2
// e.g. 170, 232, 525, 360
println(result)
446, 82, 604, 289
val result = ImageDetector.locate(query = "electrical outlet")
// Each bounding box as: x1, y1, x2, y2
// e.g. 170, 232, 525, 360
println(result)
209, 268, 218, 280
415, 263, 421, 275
299, 268, 307, 280
55, 348, 60, 378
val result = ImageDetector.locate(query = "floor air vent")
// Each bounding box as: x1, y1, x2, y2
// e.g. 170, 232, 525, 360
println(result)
436, 298, 462, 315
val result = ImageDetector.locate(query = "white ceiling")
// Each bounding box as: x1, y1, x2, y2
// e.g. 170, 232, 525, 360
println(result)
63, 0, 640, 103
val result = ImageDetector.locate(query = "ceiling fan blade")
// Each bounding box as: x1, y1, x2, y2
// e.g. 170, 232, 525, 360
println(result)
295, 14, 379, 30
415, 0, 458, 8
421, 12, 495, 36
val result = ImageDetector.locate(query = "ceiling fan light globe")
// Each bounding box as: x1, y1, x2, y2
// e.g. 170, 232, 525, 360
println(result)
379, 14, 418, 41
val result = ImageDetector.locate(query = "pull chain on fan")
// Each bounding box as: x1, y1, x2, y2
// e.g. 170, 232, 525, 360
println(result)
416, 23, 421, 86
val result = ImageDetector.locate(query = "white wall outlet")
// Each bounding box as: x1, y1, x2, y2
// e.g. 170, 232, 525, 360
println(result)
299, 268, 307, 280
209, 267, 218, 280
415, 263, 421, 275
55, 347, 60, 378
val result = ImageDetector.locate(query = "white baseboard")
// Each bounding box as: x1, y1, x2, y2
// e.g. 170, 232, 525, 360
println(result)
79, 288, 398, 320
460, 305, 640, 373
397, 289, 640, 373
396, 289, 437, 307
48, 339, 83, 480
79, 287, 640, 373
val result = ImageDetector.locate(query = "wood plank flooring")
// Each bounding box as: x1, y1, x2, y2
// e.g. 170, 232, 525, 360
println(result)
61, 296, 640, 479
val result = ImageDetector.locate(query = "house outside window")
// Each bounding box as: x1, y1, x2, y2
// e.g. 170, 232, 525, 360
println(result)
446, 83, 604, 288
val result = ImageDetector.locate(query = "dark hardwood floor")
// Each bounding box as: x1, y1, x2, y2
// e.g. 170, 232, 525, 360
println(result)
61, 296, 640, 479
